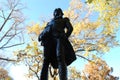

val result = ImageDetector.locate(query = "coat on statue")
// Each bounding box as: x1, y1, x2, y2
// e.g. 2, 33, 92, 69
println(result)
38, 19, 76, 68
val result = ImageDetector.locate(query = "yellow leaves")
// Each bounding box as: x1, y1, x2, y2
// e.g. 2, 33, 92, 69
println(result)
25, 41, 41, 56
65, 0, 119, 55
72, 39, 86, 45
92, 21, 101, 29
83, 51, 89, 57
84, 0, 120, 54
26, 44, 32, 49
83, 58, 111, 80
87, 0, 120, 27
87, 0, 120, 31
0, 67, 11, 80
103, 27, 114, 36
92, 0, 107, 11
64, 9, 78, 20
26, 73, 34, 78
97, 37, 105, 43
27, 22, 47, 36
86, 0, 93, 4
69, 67, 81, 79
102, 46, 110, 53
97, 43, 110, 52
32, 41, 38, 47
73, 22, 82, 35
33, 63, 38, 67
70, 0, 82, 9
27, 23, 41, 35
73, 21, 100, 37
64, 0, 83, 20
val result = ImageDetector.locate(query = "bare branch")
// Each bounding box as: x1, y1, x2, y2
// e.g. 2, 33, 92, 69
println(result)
0, 22, 15, 42
76, 54, 91, 62
0, 42, 24, 49
0, 29, 24, 48
75, 48, 96, 52
0, 10, 6, 20
0, 57, 16, 61
0, 33, 16, 48
25, 58, 40, 80
0, 9, 14, 31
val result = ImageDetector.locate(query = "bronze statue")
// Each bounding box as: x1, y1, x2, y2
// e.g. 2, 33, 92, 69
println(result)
38, 8, 76, 80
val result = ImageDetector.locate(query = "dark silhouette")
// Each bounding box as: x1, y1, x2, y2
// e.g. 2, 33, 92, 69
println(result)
38, 8, 76, 80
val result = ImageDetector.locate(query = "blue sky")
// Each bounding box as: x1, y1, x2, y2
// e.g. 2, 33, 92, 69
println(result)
1, 0, 119, 79
22, 0, 70, 22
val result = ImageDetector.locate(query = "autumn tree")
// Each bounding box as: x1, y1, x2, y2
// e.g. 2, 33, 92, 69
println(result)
15, 0, 120, 80
0, 67, 12, 80
15, 41, 42, 80
83, 58, 119, 80
0, 0, 26, 79
0, 0, 25, 61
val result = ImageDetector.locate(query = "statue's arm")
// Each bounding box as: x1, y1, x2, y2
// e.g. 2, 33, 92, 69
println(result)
38, 23, 51, 42
64, 17, 73, 38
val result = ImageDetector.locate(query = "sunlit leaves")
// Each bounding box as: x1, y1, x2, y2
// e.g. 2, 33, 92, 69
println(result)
69, 67, 81, 79
0, 67, 12, 80
87, 0, 120, 36
70, 0, 83, 9
26, 41, 40, 55
15, 49, 43, 79
27, 23, 41, 35
86, 0, 93, 4
83, 58, 117, 80
68, 0, 119, 79
68, 0, 120, 55
27, 22, 47, 36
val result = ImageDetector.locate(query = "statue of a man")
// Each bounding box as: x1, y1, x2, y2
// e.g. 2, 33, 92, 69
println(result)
38, 8, 76, 80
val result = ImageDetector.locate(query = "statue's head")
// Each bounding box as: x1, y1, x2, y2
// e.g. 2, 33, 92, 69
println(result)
53, 8, 64, 18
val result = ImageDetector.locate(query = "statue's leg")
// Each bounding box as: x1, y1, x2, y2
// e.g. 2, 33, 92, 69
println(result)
57, 55, 67, 80
40, 58, 49, 80
40, 46, 50, 80
56, 39, 67, 80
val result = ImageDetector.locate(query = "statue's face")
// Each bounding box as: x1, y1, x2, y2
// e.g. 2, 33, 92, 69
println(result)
53, 8, 63, 18
54, 11, 58, 17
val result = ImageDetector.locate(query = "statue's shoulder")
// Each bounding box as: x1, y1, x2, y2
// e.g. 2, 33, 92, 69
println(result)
64, 17, 70, 22
47, 19, 54, 26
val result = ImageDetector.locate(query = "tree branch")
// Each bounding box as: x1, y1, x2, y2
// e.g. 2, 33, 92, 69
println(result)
0, 34, 16, 48
76, 54, 91, 62
0, 42, 24, 49
0, 57, 16, 61
0, 9, 14, 31
0, 22, 15, 42
26, 59, 40, 80
1, 10, 6, 20
0, 10, 6, 20
35, 56, 41, 73
75, 48, 96, 62
0, 30, 24, 49
75, 48, 96, 52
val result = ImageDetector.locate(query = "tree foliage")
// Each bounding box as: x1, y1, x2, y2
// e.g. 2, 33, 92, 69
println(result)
83, 58, 118, 80
15, 40, 42, 80
69, 58, 119, 80
0, 67, 12, 80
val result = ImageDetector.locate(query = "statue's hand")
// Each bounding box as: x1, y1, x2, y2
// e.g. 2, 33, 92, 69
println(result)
38, 35, 42, 42
41, 42, 44, 46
